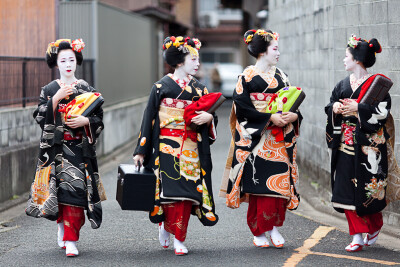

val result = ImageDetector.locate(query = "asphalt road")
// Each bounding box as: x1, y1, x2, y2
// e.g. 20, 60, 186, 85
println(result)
1, 100, 400, 266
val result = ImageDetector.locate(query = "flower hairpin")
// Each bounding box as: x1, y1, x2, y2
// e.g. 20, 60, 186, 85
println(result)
256, 29, 280, 42
71, 39, 85, 53
192, 38, 202, 50
348, 34, 361, 48
46, 38, 85, 55
163, 36, 200, 57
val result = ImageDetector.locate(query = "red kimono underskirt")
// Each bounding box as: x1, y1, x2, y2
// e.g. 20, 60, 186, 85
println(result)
344, 210, 383, 235
162, 200, 192, 242
247, 195, 287, 236
57, 204, 85, 241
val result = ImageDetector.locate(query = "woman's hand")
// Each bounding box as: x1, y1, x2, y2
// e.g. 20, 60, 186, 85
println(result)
65, 115, 89, 128
340, 99, 358, 115
54, 85, 74, 102
270, 113, 286, 127
333, 101, 344, 114
282, 112, 298, 124
133, 154, 145, 167
191, 111, 213, 125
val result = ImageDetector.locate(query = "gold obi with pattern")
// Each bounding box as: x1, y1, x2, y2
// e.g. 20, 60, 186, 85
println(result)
158, 98, 201, 182
250, 93, 275, 112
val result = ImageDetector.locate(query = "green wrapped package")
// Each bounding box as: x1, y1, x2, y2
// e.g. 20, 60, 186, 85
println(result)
265, 86, 305, 114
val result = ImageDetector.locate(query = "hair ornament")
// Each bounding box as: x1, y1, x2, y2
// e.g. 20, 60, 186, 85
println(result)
71, 39, 85, 53
173, 36, 185, 48
192, 38, 202, 50
163, 36, 200, 57
348, 34, 361, 48
255, 29, 279, 42
46, 38, 84, 55
245, 34, 254, 44
163, 41, 172, 50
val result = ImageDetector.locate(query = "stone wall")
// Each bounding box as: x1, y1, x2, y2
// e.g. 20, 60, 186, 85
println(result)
267, 0, 400, 226
0, 97, 147, 203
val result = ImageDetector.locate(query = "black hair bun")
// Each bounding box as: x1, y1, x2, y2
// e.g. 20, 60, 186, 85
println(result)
368, 38, 382, 53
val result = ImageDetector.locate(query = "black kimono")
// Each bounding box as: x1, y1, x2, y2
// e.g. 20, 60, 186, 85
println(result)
134, 75, 218, 226
27, 80, 106, 229
325, 74, 391, 215
220, 65, 302, 210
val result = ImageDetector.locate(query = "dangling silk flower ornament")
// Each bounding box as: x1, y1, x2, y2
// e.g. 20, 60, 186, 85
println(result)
46, 42, 57, 55
192, 38, 202, 50
348, 34, 361, 48
71, 39, 85, 53
273, 32, 280, 41
254, 29, 279, 42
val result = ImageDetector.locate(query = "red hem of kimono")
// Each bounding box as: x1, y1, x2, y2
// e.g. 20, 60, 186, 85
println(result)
247, 195, 287, 236
162, 201, 192, 242
344, 210, 383, 235
57, 204, 85, 241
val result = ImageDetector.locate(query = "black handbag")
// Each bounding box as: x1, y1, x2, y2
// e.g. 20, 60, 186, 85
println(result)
116, 164, 156, 211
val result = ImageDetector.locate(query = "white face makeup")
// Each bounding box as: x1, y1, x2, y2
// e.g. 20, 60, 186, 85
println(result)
179, 54, 200, 76
57, 49, 77, 80
343, 48, 358, 72
262, 40, 280, 66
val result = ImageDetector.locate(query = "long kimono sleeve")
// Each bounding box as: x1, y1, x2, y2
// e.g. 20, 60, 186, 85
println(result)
325, 81, 342, 115
283, 75, 302, 136
325, 81, 343, 148
358, 94, 391, 134
202, 88, 218, 143
233, 75, 271, 138
85, 86, 104, 144
33, 86, 54, 130
134, 85, 159, 158
33, 86, 58, 149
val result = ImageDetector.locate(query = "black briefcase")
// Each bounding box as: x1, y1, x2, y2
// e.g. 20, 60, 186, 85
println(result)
116, 164, 156, 211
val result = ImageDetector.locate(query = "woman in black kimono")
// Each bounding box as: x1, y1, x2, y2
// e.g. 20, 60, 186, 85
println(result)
133, 36, 218, 256
26, 39, 106, 257
220, 29, 302, 248
325, 35, 390, 252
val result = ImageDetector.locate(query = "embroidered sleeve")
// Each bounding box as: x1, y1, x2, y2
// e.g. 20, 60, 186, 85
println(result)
358, 93, 391, 134
33, 86, 52, 130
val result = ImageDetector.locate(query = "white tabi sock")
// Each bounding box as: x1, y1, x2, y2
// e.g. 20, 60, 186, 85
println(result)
174, 237, 188, 255
253, 233, 270, 247
57, 222, 65, 248
352, 233, 364, 245
65, 241, 79, 257
158, 222, 170, 248
268, 226, 285, 248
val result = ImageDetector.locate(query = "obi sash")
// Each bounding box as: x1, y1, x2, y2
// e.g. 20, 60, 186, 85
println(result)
251, 93, 284, 142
